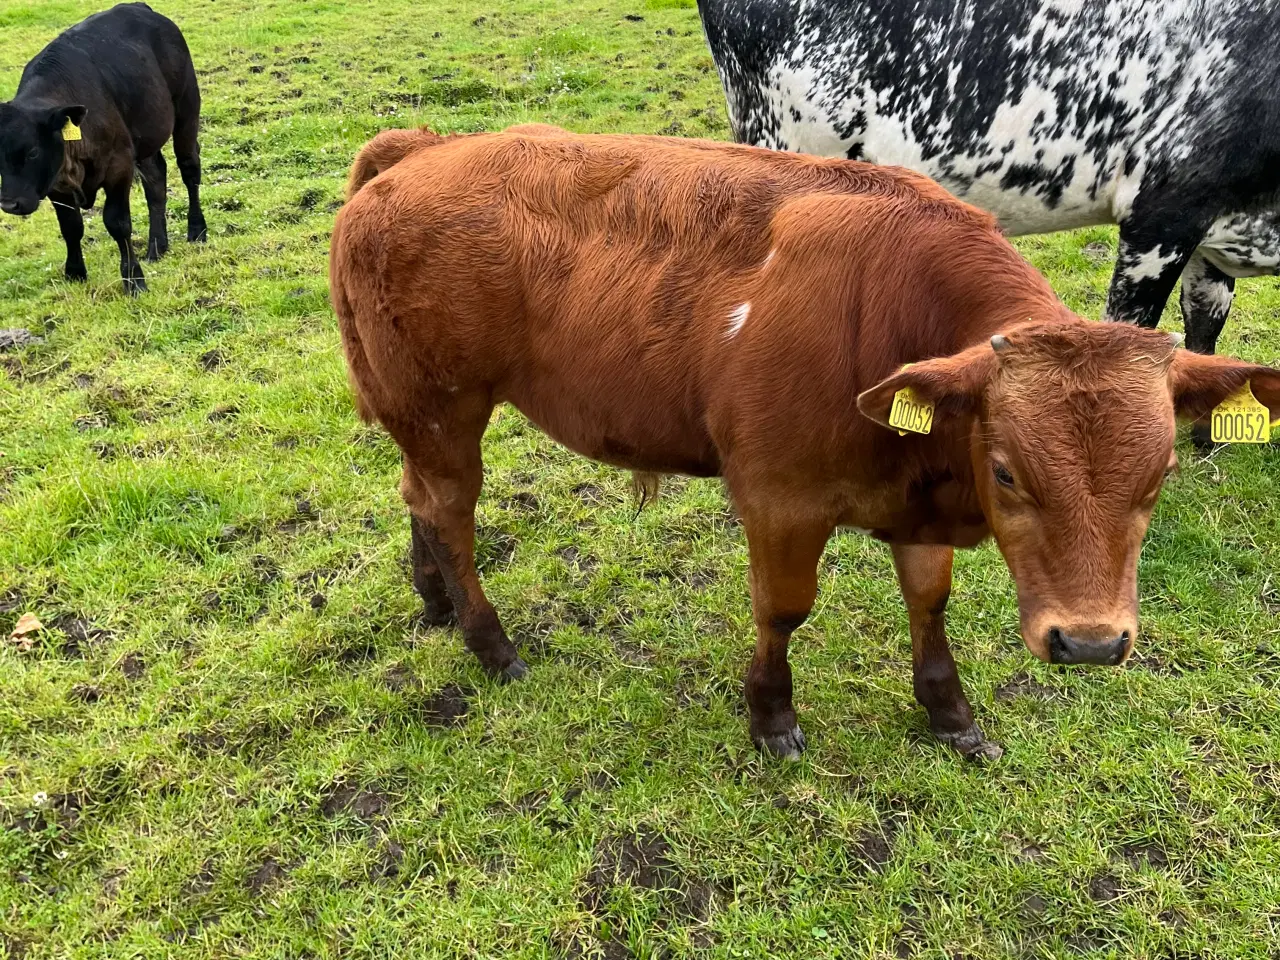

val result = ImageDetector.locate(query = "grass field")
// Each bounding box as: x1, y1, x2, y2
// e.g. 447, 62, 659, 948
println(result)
2, 1, 1280, 957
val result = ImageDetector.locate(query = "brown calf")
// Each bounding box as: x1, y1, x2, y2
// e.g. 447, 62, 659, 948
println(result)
330, 126, 1280, 759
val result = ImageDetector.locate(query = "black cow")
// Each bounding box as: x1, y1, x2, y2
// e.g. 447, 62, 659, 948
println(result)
697, 0, 1280, 366
0, 3, 206, 294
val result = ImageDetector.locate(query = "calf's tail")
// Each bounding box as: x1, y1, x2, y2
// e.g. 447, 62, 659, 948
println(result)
345, 126, 449, 199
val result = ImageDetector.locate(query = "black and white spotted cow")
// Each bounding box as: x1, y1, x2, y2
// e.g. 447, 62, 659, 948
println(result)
696, 0, 1280, 357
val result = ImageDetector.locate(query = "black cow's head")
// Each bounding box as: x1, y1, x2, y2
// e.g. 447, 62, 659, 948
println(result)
0, 102, 86, 216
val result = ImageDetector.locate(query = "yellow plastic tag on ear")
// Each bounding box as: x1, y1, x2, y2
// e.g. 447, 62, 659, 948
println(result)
889, 386, 934, 436
62, 118, 81, 141
1211, 381, 1273, 444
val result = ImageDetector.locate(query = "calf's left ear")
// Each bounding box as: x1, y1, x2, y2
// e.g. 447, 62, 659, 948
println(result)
1168, 351, 1280, 423
45, 105, 87, 132
856, 341, 998, 431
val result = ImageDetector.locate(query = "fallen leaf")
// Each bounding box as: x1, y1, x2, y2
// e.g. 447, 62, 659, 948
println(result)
10, 612, 43, 651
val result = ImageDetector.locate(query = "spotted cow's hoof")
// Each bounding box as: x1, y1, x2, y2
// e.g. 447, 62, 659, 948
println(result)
935, 724, 1003, 761
753, 724, 807, 760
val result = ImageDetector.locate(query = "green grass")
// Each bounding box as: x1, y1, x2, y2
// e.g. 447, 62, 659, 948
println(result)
2, 1, 1280, 957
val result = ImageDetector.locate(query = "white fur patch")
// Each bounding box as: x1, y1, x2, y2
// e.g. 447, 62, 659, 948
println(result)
725, 301, 750, 338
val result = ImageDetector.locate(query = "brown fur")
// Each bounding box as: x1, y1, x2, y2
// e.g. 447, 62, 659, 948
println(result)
331, 125, 1280, 757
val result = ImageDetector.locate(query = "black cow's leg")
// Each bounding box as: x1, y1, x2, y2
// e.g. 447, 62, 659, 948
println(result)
172, 110, 207, 243
891, 543, 1001, 760
410, 511, 456, 626
51, 193, 87, 283
1104, 222, 1200, 329
739, 500, 833, 758
1179, 250, 1236, 450
102, 179, 146, 295
137, 152, 170, 262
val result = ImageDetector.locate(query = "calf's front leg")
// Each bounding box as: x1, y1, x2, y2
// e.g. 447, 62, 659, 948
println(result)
741, 507, 833, 758
891, 543, 1002, 760
51, 194, 87, 282
102, 178, 146, 295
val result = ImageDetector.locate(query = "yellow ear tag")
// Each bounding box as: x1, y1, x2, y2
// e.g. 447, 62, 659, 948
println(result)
62, 118, 82, 141
888, 384, 934, 436
1211, 381, 1273, 444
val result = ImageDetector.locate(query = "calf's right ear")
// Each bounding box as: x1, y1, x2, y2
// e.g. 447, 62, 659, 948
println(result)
856, 341, 998, 431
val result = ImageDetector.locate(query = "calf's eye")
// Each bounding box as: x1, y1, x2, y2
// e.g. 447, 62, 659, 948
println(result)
992, 463, 1015, 488
28, 148, 39, 160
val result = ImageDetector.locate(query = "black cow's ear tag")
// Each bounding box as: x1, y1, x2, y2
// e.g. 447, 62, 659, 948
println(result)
63, 118, 82, 141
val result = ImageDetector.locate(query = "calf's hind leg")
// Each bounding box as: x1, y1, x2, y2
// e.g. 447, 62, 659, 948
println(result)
410, 512, 455, 626
398, 399, 526, 680
891, 544, 1001, 760
136, 152, 170, 261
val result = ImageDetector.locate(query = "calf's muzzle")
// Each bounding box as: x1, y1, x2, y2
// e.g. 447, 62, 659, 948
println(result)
1047, 626, 1131, 666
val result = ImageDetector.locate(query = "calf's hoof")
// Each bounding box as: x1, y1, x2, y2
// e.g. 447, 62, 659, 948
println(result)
189, 223, 208, 243
935, 724, 1003, 761
146, 238, 169, 261
753, 724, 807, 760
500, 656, 529, 682
469, 643, 529, 683
64, 266, 87, 283
125, 277, 148, 296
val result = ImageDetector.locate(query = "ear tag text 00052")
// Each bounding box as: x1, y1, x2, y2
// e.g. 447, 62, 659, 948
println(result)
62, 118, 81, 141
888, 364, 934, 436
1211, 381, 1272, 444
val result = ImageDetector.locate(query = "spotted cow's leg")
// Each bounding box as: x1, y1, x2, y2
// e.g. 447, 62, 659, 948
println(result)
891, 543, 1002, 761
1179, 250, 1237, 450
1180, 250, 1236, 356
737, 495, 834, 759
1104, 223, 1201, 329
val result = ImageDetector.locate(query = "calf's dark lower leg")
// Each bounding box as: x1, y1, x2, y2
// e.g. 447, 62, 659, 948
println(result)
410, 512, 455, 626
52, 195, 87, 282
401, 450, 526, 681
102, 181, 146, 295
173, 117, 207, 243
891, 543, 1001, 760
137, 152, 170, 261
740, 507, 832, 758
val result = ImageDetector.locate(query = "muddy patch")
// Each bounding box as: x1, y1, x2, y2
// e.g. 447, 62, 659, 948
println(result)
852, 820, 898, 872
571, 482, 606, 505
1088, 873, 1121, 902
502, 491, 540, 512
581, 829, 679, 913
415, 683, 472, 728
322, 782, 390, 821
276, 498, 320, 534
369, 840, 405, 882
1119, 841, 1168, 870
120, 653, 145, 679
994, 672, 1055, 701
51, 615, 111, 657
246, 858, 286, 896
69, 683, 102, 704
558, 545, 599, 574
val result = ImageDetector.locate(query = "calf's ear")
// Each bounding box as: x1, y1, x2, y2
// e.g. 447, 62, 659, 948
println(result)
45, 105, 86, 131
856, 341, 998, 431
1168, 350, 1280, 423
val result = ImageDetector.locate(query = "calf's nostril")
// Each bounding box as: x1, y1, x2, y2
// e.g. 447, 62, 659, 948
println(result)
1048, 626, 1071, 663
